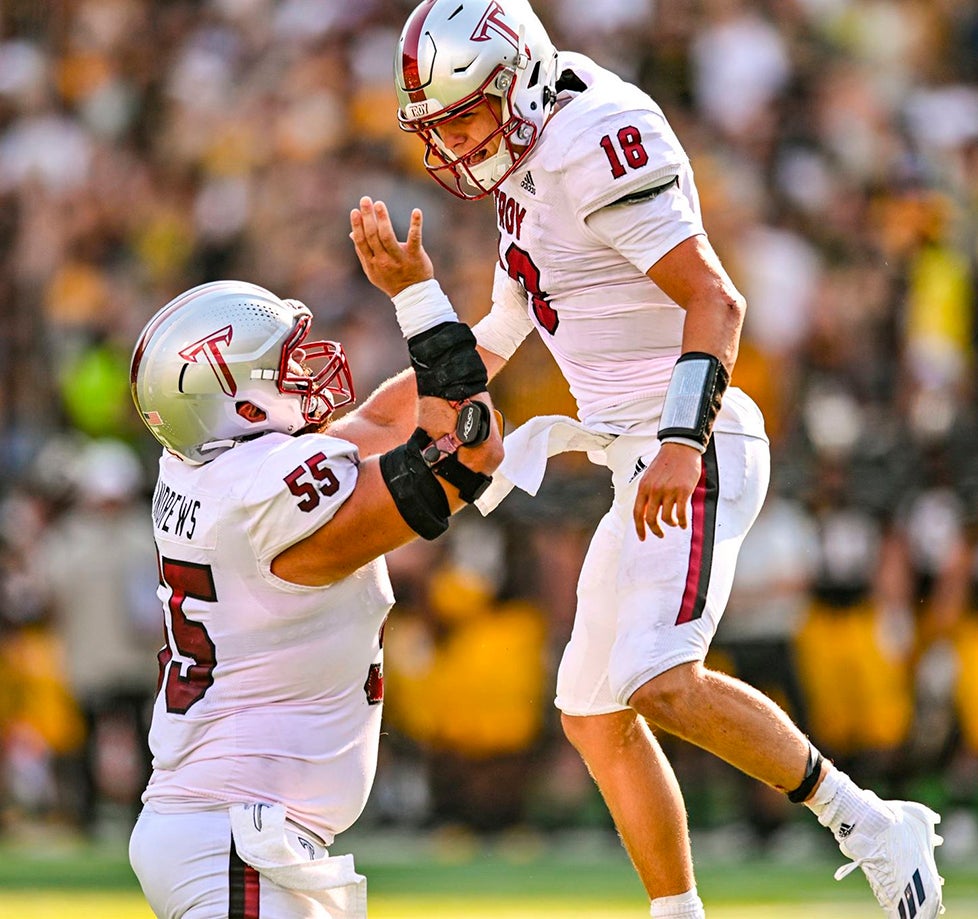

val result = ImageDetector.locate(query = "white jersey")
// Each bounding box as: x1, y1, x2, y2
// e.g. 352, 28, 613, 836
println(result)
143, 431, 393, 845
475, 52, 764, 440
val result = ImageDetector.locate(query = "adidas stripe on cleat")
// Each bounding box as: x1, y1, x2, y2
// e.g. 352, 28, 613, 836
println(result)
897, 868, 928, 919
833, 799, 945, 918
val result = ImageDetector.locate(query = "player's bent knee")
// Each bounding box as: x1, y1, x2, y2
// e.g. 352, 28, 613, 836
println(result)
560, 711, 594, 752
560, 710, 645, 760
628, 662, 701, 728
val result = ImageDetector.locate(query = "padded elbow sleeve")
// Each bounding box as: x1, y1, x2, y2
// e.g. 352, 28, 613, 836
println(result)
379, 429, 451, 540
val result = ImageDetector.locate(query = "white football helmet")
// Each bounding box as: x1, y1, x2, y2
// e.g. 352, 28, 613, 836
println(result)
130, 281, 354, 465
395, 0, 559, 199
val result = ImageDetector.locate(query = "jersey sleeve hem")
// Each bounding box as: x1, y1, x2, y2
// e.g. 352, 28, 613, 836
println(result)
635, 226, 705, 275
584, 183, 706, 275
574, 162, 684, 222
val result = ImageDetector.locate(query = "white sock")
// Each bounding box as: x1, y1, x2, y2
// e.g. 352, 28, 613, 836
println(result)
649, 887, 705, 917
805, 766, 893, 839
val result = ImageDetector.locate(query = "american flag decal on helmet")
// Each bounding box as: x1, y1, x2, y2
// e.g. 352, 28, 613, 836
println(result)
143, 411, 164, 426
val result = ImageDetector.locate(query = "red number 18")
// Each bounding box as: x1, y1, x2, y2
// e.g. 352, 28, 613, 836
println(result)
600, 126, 649, 179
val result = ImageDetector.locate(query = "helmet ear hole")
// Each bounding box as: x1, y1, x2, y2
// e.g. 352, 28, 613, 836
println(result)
236, 401, 267, 423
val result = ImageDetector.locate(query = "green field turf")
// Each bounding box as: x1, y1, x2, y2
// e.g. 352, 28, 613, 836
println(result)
0, 894, 940, 919
0, 829, 975, 918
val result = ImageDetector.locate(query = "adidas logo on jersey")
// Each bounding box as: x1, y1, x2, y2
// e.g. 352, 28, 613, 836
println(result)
520, 171, 536, 195
838, 822, 855, 839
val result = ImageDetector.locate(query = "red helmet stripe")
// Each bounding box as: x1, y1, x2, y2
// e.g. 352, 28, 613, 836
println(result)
401, 0, 439, 103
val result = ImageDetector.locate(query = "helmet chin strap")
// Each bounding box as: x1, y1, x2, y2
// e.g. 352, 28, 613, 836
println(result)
197, 439, 237, 457
467, 117, 521, 188
488, 151, 514, 182
306, 394, 332, 419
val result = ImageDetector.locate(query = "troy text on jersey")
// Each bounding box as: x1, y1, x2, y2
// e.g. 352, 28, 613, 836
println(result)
494, 189, 526, 239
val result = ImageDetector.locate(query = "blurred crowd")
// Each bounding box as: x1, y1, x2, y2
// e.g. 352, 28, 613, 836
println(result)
1, 0, 977, 859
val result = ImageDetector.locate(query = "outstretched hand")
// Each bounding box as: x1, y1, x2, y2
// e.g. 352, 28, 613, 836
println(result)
350, 196, 434, 297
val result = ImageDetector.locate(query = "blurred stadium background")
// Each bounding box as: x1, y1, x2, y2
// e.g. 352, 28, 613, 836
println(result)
1, 0, 978, 913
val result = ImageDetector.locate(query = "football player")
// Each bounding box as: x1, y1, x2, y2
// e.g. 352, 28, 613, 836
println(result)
127, 251, 502, 918
350, 1, 946, 916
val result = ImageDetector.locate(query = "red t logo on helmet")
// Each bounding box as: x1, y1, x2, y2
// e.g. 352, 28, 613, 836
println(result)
471, 2, 520, 49
179, 325, 237, 396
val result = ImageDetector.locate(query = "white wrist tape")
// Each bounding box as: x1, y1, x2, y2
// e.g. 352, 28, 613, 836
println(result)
659, 435, 707, 454
391, 279, 459, 339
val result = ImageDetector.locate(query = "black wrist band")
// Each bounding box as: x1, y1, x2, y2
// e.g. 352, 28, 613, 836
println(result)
416, 400, 493, 504
419, 400, 492, 467
787, 745, 824, 804
431, 453, 493, 503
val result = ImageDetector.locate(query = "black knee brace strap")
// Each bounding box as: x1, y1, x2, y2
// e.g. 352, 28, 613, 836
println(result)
787, 744, 824, 803
380, 429, 451, 540
408, 322, 488, 401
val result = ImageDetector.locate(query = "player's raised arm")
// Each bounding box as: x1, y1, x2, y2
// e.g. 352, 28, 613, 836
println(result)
350, 197, 514, 387
269, 199, 503, 584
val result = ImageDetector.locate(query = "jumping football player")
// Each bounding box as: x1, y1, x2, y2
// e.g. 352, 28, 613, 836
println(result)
351, 2, 946, 916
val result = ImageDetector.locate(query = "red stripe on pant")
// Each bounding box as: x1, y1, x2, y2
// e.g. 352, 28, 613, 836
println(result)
229, 836, 261, 918
675, 438, 719, 625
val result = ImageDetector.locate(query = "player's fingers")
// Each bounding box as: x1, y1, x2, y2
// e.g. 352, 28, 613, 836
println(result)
675, 496, 689, 530
348, 235, 370, 272
405, 208, 424, 254
646, 505, 665, 539
633, 491, 664, 541
357, 197, 385, 250
349, 209, 373, 257
372, 200, 403, 258
632, 495, 647, 541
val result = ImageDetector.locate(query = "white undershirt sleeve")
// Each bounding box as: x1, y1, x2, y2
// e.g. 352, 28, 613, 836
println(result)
471, 263, 535, 362
584, 182, 705, 275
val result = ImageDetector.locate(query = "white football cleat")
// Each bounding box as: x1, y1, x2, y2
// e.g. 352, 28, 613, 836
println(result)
834, 799, 945, 918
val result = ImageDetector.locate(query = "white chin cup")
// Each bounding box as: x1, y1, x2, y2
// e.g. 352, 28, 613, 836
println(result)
468, 147, 514, 190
